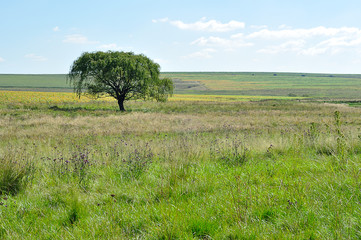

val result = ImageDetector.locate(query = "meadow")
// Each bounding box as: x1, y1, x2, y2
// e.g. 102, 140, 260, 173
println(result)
1, 73, 361, 239
2, 72, 361, 99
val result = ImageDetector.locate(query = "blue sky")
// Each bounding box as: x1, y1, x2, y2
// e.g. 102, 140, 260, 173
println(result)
1, 0, 361, 73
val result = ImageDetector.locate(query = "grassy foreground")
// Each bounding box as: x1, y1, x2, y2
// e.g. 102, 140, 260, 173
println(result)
1, 96, 361, 239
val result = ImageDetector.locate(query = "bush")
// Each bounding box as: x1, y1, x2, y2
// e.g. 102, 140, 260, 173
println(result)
0, 150, 35, 195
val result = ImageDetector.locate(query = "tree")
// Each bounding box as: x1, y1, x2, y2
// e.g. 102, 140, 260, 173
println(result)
67, 51, 173, 111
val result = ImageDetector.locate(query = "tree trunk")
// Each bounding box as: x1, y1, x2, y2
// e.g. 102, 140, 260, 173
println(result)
117, 98, 125, 111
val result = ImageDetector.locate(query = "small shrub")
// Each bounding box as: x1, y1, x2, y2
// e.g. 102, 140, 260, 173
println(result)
0, 150, 35, 196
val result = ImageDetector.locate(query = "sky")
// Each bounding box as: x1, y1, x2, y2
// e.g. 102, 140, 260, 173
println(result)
1, 0, 361, 74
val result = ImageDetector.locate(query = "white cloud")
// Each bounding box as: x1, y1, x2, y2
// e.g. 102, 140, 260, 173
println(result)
180, 23, 361, 62
152, 17, 169, 23
154, 17, 245, 32
0, 57, 4, 62
258, 40, 305, 54
299, 47, 328, 56
278, 24, 292, 30
192, 36, 229, 47
191, 35, 253, 50
63, 34, 98, 44
319, 36, 361, 47
250, 25, 268, 30
183, 48, 216, 59
247, 26, 361, 40
249, 26, 361, 56
258, 39, 345, 56
53, 26, 60, 32
97, 43, 123, 51
25, 54, 47, 62
230, 33, 245, 39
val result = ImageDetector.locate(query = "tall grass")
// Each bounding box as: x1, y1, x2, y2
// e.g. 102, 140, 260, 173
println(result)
0, 148, 34, 196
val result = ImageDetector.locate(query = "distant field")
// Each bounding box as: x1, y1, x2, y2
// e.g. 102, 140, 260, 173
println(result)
163, 72, 361, 99
0, 74, 71, 92
0, 72, 361, 99
0, 91, 302, 107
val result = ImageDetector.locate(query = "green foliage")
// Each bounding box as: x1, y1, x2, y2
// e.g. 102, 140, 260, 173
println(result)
68, 51, 173, 111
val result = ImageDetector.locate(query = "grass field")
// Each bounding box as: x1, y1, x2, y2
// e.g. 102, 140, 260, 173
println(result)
1, 73, 361, 239
162, 72, 361, 98
1, 97, 361, 239
1, 72, 361, 99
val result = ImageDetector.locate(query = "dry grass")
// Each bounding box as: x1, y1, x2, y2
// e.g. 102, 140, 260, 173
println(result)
2, 101, 360, 145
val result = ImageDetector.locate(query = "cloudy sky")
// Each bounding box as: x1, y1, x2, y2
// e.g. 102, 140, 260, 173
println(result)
1, 0, 361, 73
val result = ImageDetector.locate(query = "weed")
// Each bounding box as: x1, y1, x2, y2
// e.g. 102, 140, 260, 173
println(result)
121, 143, 154, 179
305, 122, 320, 147
211, 136, 249, 166
333, 111, 348, 166
231, 176, 252, 226
45, 145, 93, 188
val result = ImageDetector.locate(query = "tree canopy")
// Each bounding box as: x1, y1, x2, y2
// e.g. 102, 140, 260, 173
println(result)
68, 51, 173, 111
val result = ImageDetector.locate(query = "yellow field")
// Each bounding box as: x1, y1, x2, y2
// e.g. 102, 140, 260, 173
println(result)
0, 90, 302, 105
0, 91, 114, 104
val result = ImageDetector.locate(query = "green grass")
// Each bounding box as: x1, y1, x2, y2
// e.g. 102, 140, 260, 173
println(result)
1, 98, 361, 239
